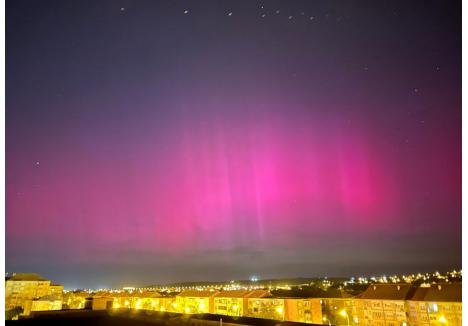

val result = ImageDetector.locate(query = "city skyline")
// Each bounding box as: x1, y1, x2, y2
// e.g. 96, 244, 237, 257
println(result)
6, 0, 461, 289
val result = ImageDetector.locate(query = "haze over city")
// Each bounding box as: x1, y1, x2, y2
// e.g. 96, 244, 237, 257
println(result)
6, 0, 461, 289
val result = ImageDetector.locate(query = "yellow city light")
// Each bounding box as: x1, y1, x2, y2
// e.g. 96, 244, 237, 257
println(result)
114, 303, 121, 309
160, 306, 166, 311
199, 302, 206, 310
322, 316, 328, 321
353, 316, 359, 323
276, 306, 284, 314
232, 305, 239, 311
340, 310, 348, 317
185, 307, 191, 314
439, 315, 448, 324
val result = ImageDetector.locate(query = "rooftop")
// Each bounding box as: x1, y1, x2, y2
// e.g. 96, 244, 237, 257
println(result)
177, 290, 219, 297
357, 284, 414, 300
357, 283, 462, 302
213, 290, 272, 298
213, 290, 251, 298
34, 295, 61, 301
6, 273, 49, 282
410, 283, 461, 302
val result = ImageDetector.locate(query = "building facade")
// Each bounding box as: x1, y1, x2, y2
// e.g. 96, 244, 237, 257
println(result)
284, 298, 323, 324
175, 290, 219, 314
213, 290, 249, 317
5, 273, 63, 317
31, 295, 63, 312
406, 283, 462, 326
245, 297, 285, 320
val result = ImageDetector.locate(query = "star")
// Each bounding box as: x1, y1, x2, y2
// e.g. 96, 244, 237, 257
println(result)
261, 14, 266, 18
309, 16, 314, 20
183, 10, 189, 14
227, 12, 233, 16
276, 10, 280, 14
413, 88, 419, 93
120, 7, 125, 12
288, 15, 293, 20
35, 161, 40, 166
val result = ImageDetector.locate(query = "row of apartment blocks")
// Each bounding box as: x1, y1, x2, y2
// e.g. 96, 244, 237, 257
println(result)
62, 283, 463, 326
6, 274, 462, 326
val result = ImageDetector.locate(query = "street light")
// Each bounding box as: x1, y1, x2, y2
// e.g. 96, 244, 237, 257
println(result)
340, 310, 350, 326
276, 306, 284, 321
199, 302, 206, 311
323, 316, 331, 326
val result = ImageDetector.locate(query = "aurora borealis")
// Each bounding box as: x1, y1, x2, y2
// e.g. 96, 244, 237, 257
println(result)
6, 0, 461, 288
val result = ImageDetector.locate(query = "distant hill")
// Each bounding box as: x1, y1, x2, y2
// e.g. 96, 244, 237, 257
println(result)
146, 277, 348, 288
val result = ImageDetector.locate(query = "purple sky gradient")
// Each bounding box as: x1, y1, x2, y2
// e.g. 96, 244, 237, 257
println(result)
6, 0, 461, 288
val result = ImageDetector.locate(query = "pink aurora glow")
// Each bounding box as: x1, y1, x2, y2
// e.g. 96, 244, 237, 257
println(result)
7, 104, 407, 255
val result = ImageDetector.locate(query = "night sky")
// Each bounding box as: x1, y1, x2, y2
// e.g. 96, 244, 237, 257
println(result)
6, 0, 461, 289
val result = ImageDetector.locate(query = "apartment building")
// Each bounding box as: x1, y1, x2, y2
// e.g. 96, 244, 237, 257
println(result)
5, 273, 62, 317
175, 290, 219, 314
